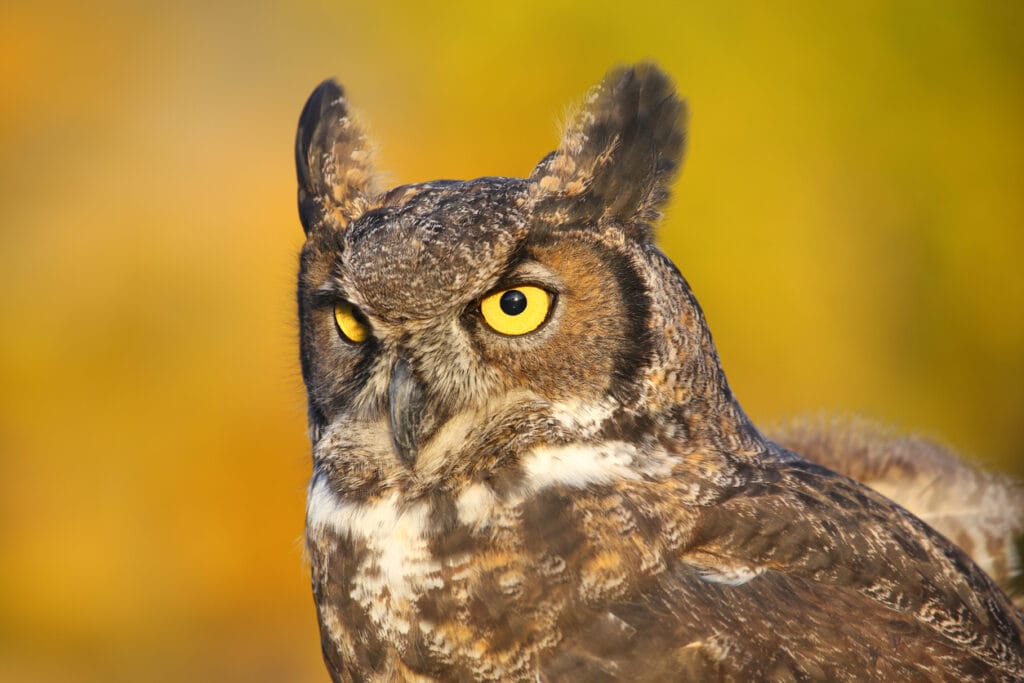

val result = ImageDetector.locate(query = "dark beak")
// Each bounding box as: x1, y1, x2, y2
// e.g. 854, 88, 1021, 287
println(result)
388, 355, 429, 465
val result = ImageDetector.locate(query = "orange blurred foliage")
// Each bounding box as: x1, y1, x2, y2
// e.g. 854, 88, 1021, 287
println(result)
1, 1, 1021, 681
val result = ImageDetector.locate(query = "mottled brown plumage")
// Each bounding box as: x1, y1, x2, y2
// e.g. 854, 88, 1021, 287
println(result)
295, 64, 1024, 681
772, 415, 1024, 608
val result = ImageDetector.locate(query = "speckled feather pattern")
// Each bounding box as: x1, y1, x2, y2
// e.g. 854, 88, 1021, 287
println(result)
295, 64, 1024, 681
772, 415, 1024, 608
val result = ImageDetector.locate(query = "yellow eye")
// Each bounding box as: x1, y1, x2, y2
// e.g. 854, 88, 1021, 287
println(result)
334, 302, 370, 343
480, 286, 552, 336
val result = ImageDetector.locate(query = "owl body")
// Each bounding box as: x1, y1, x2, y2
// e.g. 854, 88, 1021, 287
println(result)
296, 65, 1024, 681
772, 415, 1024, 606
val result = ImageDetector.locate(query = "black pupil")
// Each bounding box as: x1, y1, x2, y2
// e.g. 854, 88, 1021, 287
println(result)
499, 290, 528, 316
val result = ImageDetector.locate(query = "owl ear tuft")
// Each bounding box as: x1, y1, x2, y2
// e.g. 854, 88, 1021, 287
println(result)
530, 63, 688, 237
295, 80, 378, 235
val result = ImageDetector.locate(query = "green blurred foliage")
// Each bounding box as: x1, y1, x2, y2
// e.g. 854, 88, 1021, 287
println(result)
1, 1, 1021, 680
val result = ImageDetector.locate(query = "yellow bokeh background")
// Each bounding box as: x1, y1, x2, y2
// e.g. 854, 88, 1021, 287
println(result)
2, 2, 1021, 680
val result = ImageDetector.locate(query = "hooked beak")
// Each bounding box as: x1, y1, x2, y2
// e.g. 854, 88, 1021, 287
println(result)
388, 355, 430, 466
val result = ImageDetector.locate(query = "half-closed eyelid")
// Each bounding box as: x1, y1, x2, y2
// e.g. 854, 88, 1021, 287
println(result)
311, 284, 357, 309
335, 301, 371, 343
310, 289, 338, 308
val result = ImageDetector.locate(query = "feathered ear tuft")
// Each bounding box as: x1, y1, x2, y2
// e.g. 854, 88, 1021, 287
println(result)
530, 63, 688, 238
295, 80, 378, 235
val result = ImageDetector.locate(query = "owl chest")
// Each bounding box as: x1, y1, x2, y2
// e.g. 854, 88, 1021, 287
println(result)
312, 498, 443, 639
309, 485, 563, 680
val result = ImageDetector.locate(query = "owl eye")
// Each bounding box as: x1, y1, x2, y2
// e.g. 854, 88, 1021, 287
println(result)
334, 302, 370, 343
480, 286, 552, 336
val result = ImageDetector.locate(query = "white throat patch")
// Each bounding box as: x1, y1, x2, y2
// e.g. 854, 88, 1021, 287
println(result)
307, 473, 443, 639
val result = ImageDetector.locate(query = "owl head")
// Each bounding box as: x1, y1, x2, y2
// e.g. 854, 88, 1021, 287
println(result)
296, 64, 763, 491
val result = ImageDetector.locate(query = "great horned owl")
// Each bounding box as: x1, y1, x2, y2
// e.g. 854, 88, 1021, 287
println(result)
295, 64, 1024, 681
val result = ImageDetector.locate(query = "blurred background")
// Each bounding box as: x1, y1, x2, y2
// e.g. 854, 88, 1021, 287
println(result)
1, 1, 1021, 680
